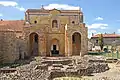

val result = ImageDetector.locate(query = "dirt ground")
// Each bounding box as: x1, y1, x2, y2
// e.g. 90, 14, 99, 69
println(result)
83, 63, 120, 80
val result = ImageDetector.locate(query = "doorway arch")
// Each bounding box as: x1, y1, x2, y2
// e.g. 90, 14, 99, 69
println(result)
72, 32, 81, 55
51, 38, 59, 56
29, 33, 39, 56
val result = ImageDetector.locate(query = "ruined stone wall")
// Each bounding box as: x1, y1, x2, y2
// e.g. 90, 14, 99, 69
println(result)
67, 23, 88, 56
16, 38, 27, 59
24, 9, 88, 57
0, 32, 5, 63
0, 31, 17, 63
0, 31, 27, 63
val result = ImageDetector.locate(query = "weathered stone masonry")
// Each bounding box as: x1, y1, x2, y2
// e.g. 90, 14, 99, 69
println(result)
0, 7, 88, 63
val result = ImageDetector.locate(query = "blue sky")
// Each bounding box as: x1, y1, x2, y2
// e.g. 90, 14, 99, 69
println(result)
0, 0, 120, 38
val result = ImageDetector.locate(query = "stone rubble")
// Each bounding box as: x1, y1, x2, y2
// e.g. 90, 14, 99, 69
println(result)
0, 61, 50, 80
0, 56, 109, 80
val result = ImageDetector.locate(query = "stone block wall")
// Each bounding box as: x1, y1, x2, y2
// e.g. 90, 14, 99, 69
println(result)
0, 31, 27, 63
0, 31, 17, 63
16, 38, 27, 59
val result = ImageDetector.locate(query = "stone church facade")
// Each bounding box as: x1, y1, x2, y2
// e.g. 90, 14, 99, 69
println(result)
0, 7, 88, 63
24, 8, 88, 57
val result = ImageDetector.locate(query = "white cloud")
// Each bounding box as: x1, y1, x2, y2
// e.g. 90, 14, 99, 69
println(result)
118, 29, 120, 33
0, 1, 25, 11
0, 1, 17, 6
88, 29, 97, 38
87, 23, 108, 38
87, 23, 108, 29
95, 17, 103, 21
90, 30, 97, 33
15, 6, 25, 11
44, 4, 81, 10
100, 26, 106, 29
0, 13, 3, 16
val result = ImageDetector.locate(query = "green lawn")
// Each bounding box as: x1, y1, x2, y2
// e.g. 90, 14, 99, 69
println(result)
88, 52, 120, 59
0, 63, 23, 68
102, 52, 120, 59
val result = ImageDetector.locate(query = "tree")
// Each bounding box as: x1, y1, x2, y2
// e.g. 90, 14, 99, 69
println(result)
98, 33, 104, 50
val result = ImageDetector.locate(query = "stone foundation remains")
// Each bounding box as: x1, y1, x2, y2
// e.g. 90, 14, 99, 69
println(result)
0, 56, 109, 80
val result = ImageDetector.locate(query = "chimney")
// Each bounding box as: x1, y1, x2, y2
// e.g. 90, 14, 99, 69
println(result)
0, 19, 3, 21
41, 5, 44, 10
92, 33, 94, 36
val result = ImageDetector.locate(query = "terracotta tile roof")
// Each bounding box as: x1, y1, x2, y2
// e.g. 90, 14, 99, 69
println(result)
0, 20, 25, 32
91, 34, 120, 38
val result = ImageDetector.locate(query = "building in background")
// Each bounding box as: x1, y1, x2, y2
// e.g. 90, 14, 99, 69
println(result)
90, 33, 120, 51
91, 33, 120, 46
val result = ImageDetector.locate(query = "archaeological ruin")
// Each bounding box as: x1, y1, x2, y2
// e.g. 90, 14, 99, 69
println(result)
0, 7, 88, 63
0, 55, 109, 80
0, 6, 112, 80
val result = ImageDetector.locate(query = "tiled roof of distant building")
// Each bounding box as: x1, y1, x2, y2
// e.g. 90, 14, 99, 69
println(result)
91, 33, 120, 38
0, 20, 25, 32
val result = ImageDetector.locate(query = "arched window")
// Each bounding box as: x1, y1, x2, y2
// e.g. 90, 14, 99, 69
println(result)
52, 20, 58, 28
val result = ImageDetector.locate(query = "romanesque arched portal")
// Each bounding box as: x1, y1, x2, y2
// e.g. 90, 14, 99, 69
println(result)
51, 38, 59, 56
29, 33, 39, 56
72, 32, 81, 55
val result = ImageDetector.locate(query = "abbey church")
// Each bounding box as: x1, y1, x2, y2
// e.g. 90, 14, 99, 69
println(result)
0, 7, 88, 63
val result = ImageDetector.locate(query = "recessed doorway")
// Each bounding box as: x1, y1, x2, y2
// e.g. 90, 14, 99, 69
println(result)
51, 39, 59, 56
72, 32, 81, 55
29, 33, 39, 56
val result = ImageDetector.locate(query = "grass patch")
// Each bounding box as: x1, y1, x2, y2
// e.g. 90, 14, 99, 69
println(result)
102, 53, 120, 59
0, 63, 22, 68
88, 51, 120, 59
88, 52, 104, 55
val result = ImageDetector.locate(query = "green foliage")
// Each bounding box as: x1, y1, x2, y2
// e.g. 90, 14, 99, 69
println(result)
98, 33, 104, 50
88, 52, 103, 55
88, 51, 120, 59
0, 63, 21, 68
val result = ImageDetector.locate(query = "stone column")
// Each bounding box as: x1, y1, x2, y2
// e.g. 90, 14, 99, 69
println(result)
68, 36, 72, 56
80, 33, 87, 56
39, 35, 44, 56
27, 35, 32, 57
80, 34, 83, 56
43, 37, 47, 56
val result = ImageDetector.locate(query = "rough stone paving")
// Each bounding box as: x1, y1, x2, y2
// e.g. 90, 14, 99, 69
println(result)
0, 56, 109, 80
